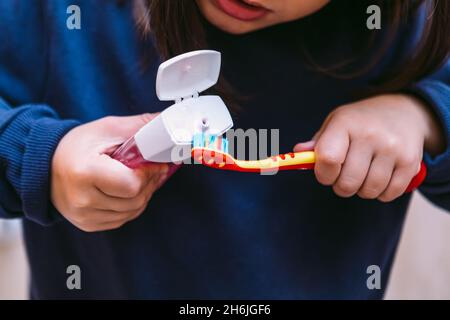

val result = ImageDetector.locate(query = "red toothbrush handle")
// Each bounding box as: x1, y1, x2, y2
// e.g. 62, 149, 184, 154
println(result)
405, 161, 427, 193
193, 148, 427, 194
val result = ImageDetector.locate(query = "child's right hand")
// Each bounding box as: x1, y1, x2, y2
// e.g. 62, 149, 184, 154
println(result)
51, 114, 169, 232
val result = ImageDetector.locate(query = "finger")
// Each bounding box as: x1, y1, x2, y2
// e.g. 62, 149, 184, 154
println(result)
124, 204, 148, 223
69, 208, 141, 232
333, 142, 373, 197
92, 155, 147, 198
139, 162, 170, 182
358, 155, 394, 199
294, 140, 316, 152
92, 162, 163, 212
137, 163, 169, 192
92, 154, 166, 198
314, 121, 350, 186
103, 113, 159, 140
378, 166, 416, 202
96, 204, 148, 230
98, 205, 147, 224
294, 110, 339, 157
95, 211, 145, 232
100, 171, 161, 211
74, 219, 130, 233
88, 184, 155, 212
312, 111, 335, 141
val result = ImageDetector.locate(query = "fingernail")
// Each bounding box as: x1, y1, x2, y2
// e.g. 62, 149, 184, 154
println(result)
141, 113, 154, 122
294, 140, 316, 152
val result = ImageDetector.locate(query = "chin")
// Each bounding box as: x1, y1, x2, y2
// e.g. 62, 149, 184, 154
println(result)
211, 20, 264, 34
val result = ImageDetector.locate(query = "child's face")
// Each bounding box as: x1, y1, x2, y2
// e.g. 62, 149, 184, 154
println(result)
196, 0, 330, 34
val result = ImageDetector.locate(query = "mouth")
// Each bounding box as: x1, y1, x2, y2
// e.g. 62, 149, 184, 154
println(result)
213, 0, 271, 21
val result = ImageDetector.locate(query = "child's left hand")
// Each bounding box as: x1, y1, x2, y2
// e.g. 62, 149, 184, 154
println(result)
294, 94, 445, 202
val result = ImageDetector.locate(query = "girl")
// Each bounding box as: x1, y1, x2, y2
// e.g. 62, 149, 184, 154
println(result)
0, 0, 449, 299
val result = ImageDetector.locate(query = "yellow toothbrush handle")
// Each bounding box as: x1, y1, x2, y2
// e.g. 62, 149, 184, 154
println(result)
234, 151, 316, 171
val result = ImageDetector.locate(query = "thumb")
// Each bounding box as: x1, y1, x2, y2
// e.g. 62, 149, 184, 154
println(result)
294, 140, 316, 152
294, 110, 335, 152
105, 113, 160, 140
294, 125, 327, 152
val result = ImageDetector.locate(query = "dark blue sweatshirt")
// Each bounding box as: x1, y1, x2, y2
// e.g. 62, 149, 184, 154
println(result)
0, 1, 449, 299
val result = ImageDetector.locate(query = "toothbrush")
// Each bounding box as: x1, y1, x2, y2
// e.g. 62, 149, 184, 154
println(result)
110, 49, 426, 193
191, 134, 427, 193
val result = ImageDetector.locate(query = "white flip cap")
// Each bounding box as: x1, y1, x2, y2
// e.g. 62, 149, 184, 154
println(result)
156, 50, 221, 101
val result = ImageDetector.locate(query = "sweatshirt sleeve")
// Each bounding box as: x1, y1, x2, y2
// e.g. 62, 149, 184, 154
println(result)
406, 59, 450, 210
0, 2, 80, 224
0, 99, 79, 224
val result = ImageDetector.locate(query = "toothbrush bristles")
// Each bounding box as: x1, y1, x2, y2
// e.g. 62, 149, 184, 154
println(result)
192, 133, 228, 153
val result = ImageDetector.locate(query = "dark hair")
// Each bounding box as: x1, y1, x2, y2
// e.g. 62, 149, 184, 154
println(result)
134, 0, 449, 100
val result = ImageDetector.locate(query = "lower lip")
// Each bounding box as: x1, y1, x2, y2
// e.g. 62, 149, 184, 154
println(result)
214, 0, 270, 21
